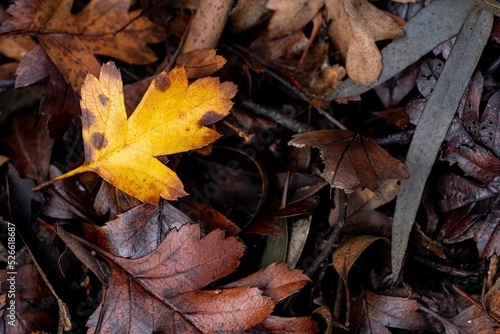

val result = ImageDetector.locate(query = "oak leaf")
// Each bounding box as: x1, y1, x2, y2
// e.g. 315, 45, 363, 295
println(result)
0, 0, 164, 90
289, 130, 409, 197
49, 62, 237, 203
325, 0, 404, 86
73, 223, 312, 333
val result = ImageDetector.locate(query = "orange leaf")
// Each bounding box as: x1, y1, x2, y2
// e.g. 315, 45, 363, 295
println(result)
1, 0, 164, 90
50, 62, 237, 203
289, 130, 409, 196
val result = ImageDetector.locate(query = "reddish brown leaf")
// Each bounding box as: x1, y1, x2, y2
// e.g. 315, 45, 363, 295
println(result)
289, 130, 409, 196
225, 263, 310, 302
93, 180, 142, 219
0, 264, 57, 334
257, 315, 319, 333
0, 110, 53, 183
444, 305, 499, 334
439, 72, 500, 257
333, 235, 388, 283
176, 48, 227, 79
69, 223, 312, 332
351, 290, 426, 334
16, 44, 80, 138
92, 202, 192, 259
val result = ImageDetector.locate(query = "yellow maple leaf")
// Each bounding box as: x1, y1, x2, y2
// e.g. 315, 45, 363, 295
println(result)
49, 62, 237, 203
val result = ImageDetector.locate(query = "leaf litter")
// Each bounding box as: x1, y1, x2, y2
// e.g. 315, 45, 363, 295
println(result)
0, 0, 499, 333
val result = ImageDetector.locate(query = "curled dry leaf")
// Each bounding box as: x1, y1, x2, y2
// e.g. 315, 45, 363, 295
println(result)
289, 130, 409, 197
176, 48, 227, 79
325, 0, 404, 86
48, 62, 237, 203
0, 0, 164, 91
333, 235, 388, 284
71, 223, 312, 333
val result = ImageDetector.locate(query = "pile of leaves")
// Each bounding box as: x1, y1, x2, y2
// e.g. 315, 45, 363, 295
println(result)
0, 0, 499, 333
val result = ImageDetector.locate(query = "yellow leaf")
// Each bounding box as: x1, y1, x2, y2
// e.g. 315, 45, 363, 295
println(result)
51, 62, 237, 204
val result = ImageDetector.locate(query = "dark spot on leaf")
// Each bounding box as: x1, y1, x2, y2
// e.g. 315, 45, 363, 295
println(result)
81, 109, 95, 128
198, 111, 222, 126
154, 73, 170, 92
99, 94, 109, 107
91, 132, 108, 150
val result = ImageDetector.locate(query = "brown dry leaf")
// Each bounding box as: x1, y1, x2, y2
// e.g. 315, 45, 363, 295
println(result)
176, 49, 227, 79
257, 315, 319, 333
0, 110, 53, 183
16, 44, 80, 138
0, 35, 35, 61
224, 263, 310, 302
351, 290, 426, 333
265, 0, 324, 39
289, 130, 409, 196
0, 264, 57, 333
332, 235, 388, 283
325, 0, 404, 86
443, 305, 499, 334
74, 223, 311, 332
0, 0, 164, 91
91, 202, 192, 259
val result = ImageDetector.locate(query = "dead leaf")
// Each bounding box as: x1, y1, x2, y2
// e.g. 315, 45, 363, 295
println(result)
63, 223, 311, 332
265, 0, 324, 40
48, 62, 237, 203
325, 0, 404, 86
257, 315, 319, 333
289, 130, 409, 196
0, 264, 57, 333
91, 202, 192, 259
176, 49, 227, 79
0, 110, 53, 183
0, 0, 164, 90
224, 262, 310, 302
351, 290, 426, 333
16, 44, 80, 138
333, 235, 388, 284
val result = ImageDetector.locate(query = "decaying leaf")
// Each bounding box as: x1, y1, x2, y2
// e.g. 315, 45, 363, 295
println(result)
0, 0, 164, 90
289, 130, 409, 196
48, 62, 237, 203
333, 235, 388, 284
176, 48, 227, 79
70, 223, 312, 333
325, 0, 404, 86
351, 290, 426, 333
265, 0, 324, 39
439, 72, 500, 257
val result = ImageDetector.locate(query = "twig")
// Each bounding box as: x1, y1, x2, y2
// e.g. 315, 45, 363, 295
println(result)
375, 128, 415, 146
306, 190, 347, 278
238, 100, 314, 133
